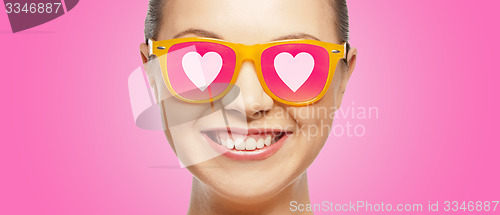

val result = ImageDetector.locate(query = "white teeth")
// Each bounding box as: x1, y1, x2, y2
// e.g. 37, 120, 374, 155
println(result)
226, 139, 234, 149
264, 136, 272, 146
245, 138, 257, 150
234, 138, 245, 150
256, 138, 265, 149
209, 131, 284, 151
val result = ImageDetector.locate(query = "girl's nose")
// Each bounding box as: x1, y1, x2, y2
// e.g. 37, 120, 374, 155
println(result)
222, 61, 273, 119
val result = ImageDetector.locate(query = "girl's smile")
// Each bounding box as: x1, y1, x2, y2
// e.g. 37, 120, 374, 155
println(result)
202, 127, 293, 160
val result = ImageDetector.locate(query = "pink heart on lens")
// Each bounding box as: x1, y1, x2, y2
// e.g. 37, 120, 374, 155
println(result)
182, 52, 223, 92
274, 52, 315, 92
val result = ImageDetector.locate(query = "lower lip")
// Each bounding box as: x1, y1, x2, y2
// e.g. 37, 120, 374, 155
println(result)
202, 133, 290, 161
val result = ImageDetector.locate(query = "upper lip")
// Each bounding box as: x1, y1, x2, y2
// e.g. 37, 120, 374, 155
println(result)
201, 127, 293, 135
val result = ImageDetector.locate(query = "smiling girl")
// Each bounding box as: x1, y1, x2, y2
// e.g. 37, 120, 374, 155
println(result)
139, 0, 357, 214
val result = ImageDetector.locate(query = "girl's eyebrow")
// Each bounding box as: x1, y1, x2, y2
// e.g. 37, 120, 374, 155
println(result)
173, 29, 223, 39
272, 33, 321, 41
173, 28, 321, 42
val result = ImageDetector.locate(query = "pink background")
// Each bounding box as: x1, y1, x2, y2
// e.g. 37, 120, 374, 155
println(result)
1, 0, 499, 214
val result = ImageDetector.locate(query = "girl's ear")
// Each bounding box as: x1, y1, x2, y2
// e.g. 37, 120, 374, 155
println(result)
139, 43, 159, 101
335, 47, 357, 108
140, 43, 149, 65
345, 47, 357, 80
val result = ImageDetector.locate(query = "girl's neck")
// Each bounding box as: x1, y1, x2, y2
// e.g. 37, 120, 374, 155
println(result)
187, 172, 313, 215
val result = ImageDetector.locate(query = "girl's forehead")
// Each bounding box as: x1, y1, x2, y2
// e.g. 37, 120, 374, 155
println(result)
160, 0, 337, 43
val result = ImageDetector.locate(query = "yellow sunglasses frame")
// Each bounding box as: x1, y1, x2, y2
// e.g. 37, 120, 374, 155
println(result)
149, 37, 347, 106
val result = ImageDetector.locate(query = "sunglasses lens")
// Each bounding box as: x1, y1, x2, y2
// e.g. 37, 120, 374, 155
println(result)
261, 44, 330, 103
165, 42, 236, 101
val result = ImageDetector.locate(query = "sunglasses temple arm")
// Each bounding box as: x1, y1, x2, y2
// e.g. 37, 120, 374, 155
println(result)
343, 42, 350, 64
148, 39, 155, 57
345, 42, 350, 58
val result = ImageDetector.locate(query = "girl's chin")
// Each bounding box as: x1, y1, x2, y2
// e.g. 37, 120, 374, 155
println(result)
209, 181, 287, 204
192, 162, 299, 202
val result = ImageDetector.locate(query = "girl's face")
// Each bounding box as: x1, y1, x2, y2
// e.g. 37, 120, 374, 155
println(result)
144, 0, 356, 204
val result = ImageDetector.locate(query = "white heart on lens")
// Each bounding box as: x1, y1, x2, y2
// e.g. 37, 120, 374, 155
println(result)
274, 52, 315, 92
182, 52, 223, 92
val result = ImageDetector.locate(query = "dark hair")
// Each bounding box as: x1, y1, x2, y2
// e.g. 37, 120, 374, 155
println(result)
332, 0, 349, 42
144, 0, 165, 43
145, 0, 349, 44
